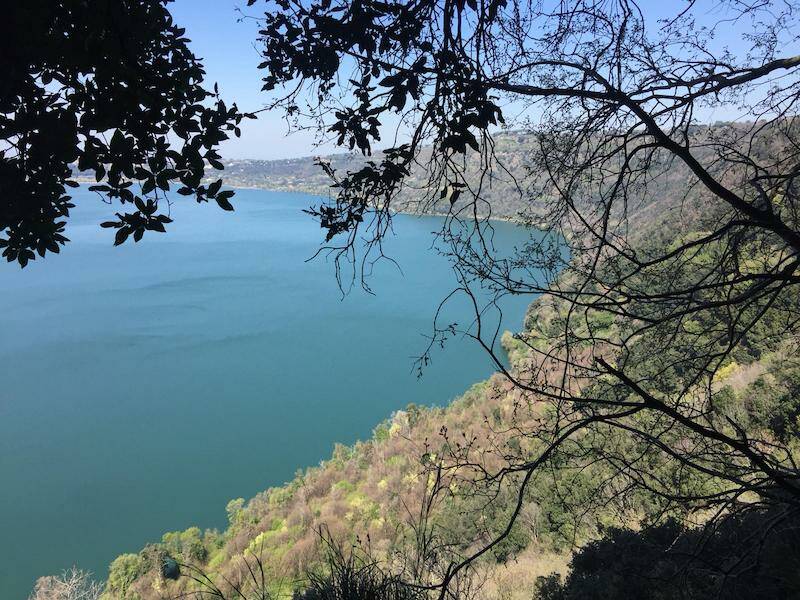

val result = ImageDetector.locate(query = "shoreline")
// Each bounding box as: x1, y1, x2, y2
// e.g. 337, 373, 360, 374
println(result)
224, 183, 527, 224
73, 178, 543, 227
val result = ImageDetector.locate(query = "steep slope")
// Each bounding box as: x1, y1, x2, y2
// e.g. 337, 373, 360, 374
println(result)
97, 290, 800, 600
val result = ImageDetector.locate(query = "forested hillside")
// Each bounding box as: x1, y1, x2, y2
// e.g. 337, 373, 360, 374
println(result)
95, 306, 800, 600
88, 168, 800, 598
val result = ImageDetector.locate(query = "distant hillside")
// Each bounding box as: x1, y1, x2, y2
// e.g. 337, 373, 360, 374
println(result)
69, 131, 544, 221
188, 124, 758, 232
213, 131, 546, 220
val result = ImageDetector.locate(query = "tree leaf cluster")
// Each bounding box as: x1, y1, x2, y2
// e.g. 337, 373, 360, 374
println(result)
1, 0, 252, 266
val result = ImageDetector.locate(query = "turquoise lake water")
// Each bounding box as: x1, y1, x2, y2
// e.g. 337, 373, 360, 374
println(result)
0, 188, 541, 598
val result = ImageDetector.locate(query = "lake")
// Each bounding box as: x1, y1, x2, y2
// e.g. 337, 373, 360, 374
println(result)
0, 188, 540, 598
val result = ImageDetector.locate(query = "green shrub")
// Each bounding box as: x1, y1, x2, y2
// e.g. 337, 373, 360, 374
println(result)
106, 553, 146, 597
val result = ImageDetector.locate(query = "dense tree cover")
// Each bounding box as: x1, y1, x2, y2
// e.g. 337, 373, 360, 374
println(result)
1, 0, 251, 267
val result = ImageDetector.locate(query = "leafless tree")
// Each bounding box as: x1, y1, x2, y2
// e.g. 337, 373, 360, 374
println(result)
29, 568, 103, 600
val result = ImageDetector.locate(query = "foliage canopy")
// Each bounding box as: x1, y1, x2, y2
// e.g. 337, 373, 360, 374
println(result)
1, 0, 250, 267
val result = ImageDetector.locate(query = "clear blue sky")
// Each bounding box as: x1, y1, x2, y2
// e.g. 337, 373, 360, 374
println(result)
171, 0, 332, 160
170, 0, 784, 160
